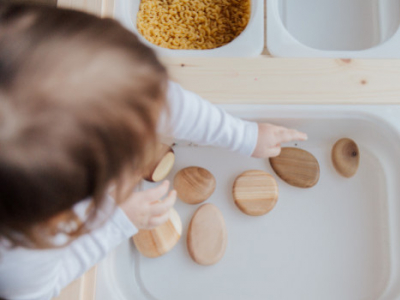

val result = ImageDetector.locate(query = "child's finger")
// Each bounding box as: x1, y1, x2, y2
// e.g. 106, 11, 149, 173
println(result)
145, 180, 170, 201
277, 128, 308, 144
267, 146, 281, 157
149, 190, 176, 215
148, 210, 171, 227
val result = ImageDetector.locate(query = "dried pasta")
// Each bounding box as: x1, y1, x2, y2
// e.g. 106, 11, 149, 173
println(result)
136, 0, 251, 50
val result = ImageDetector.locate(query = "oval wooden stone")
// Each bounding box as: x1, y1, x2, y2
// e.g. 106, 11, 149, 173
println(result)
173, 167, 216, 205
144, 144, 175, 182
269, 147, 320, 188
232, 170, 279, 216
133, 208, 182, 258
187, 203, 227, 266
332, 138, 360, 178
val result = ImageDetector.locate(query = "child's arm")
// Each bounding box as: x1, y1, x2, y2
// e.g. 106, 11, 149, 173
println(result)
159, 81, 307, 157
0, 182, 175, 300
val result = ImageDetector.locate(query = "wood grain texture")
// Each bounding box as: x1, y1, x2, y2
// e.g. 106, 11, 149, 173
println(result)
332, 138, 360, 178
270, 148, 320, 188
132, 208, 182, 258
187, 203, 227, 266
161, 57, 400, 104
232, 170, 278, 216
174, 167, 216, 205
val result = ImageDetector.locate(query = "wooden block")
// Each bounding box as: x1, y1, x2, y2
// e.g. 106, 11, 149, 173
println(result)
132, 208, 182, 258
269, 147, 320, 188
187, 204, 227, 266
174, 167, 216, 205
232, 170, 279, 216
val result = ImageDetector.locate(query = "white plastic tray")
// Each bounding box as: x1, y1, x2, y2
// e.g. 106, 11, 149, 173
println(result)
97, 105, 400, 300
267, 0, 400, 58
113, 0, 264, 57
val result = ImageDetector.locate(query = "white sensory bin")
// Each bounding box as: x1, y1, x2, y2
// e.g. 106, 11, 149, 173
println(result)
268, 0, 400, 58
114, 0, 264, 57
96, 105, 400, 300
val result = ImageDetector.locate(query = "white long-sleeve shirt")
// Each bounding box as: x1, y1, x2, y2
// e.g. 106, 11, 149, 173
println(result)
0, 82, 258, 300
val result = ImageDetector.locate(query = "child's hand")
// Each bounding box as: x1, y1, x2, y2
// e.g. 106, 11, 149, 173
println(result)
119, 180, 176, 230
252, 123, 308, 158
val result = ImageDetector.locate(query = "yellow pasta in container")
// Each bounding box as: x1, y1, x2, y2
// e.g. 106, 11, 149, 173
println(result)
136, 0, 251, 50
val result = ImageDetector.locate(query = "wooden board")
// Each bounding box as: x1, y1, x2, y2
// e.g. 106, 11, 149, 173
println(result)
269, 148, 320, 188
232, 170, 279, 216
187, 203, 227, 266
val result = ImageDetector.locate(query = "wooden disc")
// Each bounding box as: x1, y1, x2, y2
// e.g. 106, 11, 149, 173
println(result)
132, 208, 182, 258
187, 203, 227, 266
332, 138, 360, 178
269, 147, 320, 188
173, 167, 216, 205
144, 144, 175, 182
232, 170, 279, 216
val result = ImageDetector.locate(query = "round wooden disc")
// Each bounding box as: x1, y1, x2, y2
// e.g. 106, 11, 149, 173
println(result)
269, 147, 320, 188
144, 144, 175, 182
187, 203, 227, 266
332, 138, 360, 178
132, 208, 182, 258
232, 170, 279, 216
173, 167, 216, 205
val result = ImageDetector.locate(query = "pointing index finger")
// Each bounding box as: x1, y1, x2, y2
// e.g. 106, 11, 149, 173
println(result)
276, 128, 308, 144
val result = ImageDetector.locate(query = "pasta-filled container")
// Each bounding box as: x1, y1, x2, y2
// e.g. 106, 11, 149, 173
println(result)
114, 0, 264, 57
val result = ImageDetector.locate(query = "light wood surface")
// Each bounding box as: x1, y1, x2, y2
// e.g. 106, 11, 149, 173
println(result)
187, 203, 227, 266
174, 166, 216, 205
132, 208, 182, 258
232, 170, 278, 216
332, 138, 360, 178
270, 147, 320, 188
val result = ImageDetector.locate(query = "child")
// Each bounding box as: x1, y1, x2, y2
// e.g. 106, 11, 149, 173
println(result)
0, 4, 307, 300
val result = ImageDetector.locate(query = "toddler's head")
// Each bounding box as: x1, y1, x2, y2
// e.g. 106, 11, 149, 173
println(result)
0, 4, 167, 247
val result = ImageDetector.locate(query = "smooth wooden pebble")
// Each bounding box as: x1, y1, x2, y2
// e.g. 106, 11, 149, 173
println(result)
133, 208, 182, 258
269, 147, 320, 188
187, 204, 227, 266
174, 166, 216, 204
144, 144, 175, 182
232, 170, 279, 216
332, 138, 360, 178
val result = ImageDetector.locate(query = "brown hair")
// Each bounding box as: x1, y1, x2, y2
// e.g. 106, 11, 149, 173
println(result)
0, 3, 168, 248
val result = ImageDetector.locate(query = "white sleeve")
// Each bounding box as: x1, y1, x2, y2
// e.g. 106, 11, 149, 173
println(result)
0, 197, 137, 300
158, 81, 258, 157
58, 200, 138, 289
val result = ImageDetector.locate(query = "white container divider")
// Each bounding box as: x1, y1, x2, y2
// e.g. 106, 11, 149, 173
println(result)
96, 105, 400, 300
114, 0, 264, 57
267, 0, 400, 58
